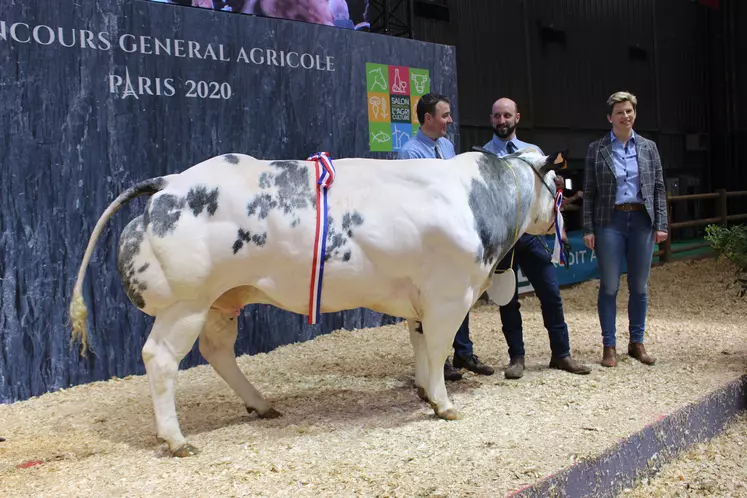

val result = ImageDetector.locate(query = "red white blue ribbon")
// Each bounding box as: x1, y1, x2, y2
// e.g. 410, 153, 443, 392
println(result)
551, 191, 566, 266
307, 152, 337, 324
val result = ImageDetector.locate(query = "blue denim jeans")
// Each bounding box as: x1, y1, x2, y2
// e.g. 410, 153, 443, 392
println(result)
594, 210, 656, 347
497, 234, 571, 359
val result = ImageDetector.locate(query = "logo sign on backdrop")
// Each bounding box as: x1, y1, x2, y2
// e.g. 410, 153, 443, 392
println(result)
366, 62, 431, 152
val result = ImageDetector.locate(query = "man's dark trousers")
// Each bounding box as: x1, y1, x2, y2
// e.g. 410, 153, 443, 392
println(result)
497, 233, 570, 359
452, 315, 473, 358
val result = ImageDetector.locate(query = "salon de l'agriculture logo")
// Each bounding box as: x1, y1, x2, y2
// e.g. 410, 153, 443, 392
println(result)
365, 62, 430, 152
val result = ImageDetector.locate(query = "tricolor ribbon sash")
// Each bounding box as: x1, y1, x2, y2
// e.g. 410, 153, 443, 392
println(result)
307, 152, 337, 324
551, 191, 566, 266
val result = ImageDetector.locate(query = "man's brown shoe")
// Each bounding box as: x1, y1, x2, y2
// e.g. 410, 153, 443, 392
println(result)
504, 356, 525, 379
628, 342, 656, 365
601, 347, 617, 367
549, 355, 591, 375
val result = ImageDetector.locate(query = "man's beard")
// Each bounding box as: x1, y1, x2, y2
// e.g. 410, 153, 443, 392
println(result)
494, 123, 516, 139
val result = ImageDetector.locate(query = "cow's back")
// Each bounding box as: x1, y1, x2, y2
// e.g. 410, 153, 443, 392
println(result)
130, 153, 489, 316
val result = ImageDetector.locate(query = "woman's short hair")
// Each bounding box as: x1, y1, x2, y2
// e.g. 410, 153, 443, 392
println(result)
606, 91, 637, 115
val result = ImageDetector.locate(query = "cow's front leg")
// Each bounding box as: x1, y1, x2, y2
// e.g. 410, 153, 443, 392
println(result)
407, 319, 429, 401
422, 306, 468, 421
142, 300, 210, 457
199, 309, 282, 419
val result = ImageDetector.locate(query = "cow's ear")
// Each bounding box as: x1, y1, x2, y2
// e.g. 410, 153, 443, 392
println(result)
540, 150, 569, 175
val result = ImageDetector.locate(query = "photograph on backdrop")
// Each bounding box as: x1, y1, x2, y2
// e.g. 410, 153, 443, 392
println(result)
151, 0, 371, 30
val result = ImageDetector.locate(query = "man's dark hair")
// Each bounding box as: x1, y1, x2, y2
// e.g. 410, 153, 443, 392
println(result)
416, 93, 450, 125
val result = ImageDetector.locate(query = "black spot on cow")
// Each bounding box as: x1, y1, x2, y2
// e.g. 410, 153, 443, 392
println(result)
233, 228, 268, 254
232, 239, 243, 255
187, 185, 219, 217
324, 215, 347, 262
247, 161, 316, 227
246, 161, 316, 226
137, 263, 150, 273
145, 193, 186, 237
247, 193, 277, 219
323, 212, 361, 263
270, 161, 316, 214
117, 216, 147, 308
259, 172, 273, 189
468, 154, 531, 265
342, 211, 364, 238
252, 233, 267, 246
224, 154, 239, 164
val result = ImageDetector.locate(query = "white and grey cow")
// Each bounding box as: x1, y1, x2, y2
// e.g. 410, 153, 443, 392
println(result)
69, 147, 565, 457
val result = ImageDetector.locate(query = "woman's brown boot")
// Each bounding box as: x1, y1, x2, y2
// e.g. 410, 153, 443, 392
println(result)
601, 346, 617, 367
628, 342, 656, 365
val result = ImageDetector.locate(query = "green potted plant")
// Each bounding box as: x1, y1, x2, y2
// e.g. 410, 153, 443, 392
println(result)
705, 224, 747, 297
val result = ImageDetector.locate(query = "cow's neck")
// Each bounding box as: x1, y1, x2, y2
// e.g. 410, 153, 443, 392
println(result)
469, 156, 535, 267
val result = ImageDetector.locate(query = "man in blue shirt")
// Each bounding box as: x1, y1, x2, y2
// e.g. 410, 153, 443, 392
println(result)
485, 98, 590, 379
397, 94, 456, 160
397, 93, 495, 382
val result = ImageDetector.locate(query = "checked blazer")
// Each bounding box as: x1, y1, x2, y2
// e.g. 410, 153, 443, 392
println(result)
582, 132, 668, 235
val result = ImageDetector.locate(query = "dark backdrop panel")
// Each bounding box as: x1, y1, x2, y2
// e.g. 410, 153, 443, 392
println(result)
0, 0, 458, 403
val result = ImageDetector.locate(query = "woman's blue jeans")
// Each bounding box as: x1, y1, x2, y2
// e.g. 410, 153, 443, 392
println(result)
594, 209, 655, 347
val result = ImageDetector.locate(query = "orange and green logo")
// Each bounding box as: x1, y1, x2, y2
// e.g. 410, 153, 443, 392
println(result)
366, 62, 431, 152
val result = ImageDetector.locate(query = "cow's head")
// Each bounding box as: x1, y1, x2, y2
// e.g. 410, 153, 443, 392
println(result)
515, 147, 569, 236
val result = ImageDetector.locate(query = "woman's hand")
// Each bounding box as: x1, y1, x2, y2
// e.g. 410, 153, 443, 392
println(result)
655, 231, 668, 244
583, 234, 595, 250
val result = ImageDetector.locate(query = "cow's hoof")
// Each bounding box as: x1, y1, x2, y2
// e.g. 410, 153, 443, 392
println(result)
415, 386, 428, 401
172, 443, 199, 458
436, 408, 463, 421
246, 406, 283, 419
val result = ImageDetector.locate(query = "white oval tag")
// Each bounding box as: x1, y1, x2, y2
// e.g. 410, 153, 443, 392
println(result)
486, 269, 516, 306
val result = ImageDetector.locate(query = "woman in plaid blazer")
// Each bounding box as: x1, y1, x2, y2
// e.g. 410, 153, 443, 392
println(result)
582, 91, 669, 368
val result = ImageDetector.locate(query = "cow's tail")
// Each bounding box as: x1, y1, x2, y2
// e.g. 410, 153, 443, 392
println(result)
69, 177, 167, 356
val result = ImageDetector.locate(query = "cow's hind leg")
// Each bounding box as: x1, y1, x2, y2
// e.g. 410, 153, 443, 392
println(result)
421, 305, 469, 421
142, 300, 210, 457
199, 309, 282, 419
407, 319, 429, 402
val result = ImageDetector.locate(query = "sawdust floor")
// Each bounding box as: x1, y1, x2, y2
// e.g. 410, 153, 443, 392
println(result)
1, 258, 746, 498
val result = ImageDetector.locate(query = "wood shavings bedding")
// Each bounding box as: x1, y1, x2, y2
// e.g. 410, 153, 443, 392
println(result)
1, 258, 745, 497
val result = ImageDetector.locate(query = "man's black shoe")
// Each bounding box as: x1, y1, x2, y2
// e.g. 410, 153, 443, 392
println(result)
444, 358, 463, 381
504, 356, 525, 379
453, 354, 495, 376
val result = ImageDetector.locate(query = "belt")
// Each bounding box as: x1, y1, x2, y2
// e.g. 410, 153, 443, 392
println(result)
614, 203, 644, 212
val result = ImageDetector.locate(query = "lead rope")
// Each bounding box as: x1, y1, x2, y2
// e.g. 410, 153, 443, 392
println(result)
495, 162, 521, 274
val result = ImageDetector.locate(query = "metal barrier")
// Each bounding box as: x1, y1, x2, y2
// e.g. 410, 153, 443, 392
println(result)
656, 189, 747, 262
